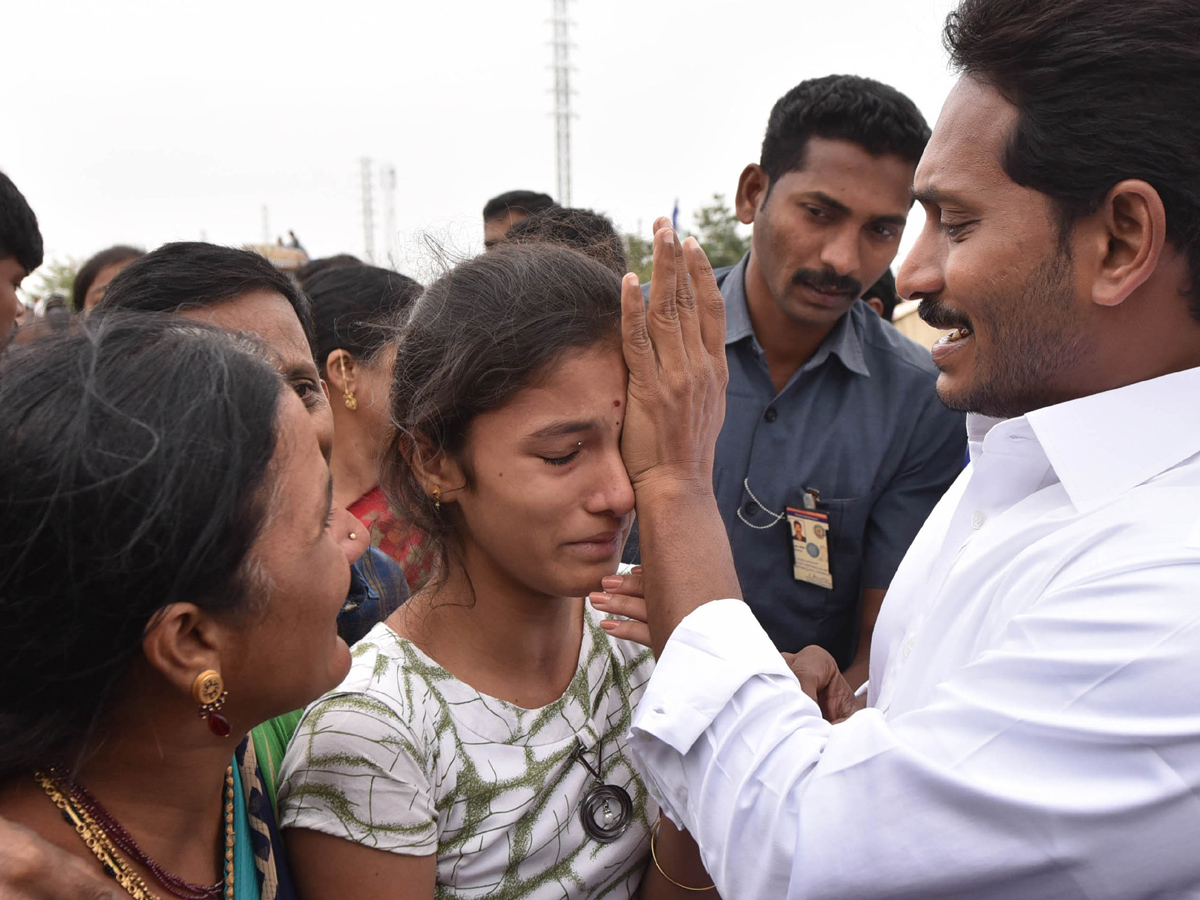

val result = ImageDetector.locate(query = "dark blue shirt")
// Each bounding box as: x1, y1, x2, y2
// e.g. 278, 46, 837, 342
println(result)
714, 254, 966, 665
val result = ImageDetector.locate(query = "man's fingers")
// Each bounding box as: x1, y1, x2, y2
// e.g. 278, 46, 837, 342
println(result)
621, 272, 654, 385
646, 221, 686, 369
674, 235, 703, 363
683, 236, 727, 362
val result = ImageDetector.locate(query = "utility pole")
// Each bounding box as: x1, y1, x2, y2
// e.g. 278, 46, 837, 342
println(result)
360, 157, 375, 264
382, 165, 397, 265
551, 0, 573, 206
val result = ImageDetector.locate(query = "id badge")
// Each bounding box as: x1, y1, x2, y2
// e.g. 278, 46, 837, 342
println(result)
786, 507, 833, 589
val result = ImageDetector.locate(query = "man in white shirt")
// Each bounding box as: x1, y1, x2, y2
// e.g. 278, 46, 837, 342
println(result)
611, 0, 1200, 897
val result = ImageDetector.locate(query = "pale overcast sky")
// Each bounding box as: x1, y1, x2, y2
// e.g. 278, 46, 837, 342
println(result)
6, 0, 960, 282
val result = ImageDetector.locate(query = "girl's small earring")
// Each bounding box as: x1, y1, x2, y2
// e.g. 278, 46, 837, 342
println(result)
432, 486, 441, 510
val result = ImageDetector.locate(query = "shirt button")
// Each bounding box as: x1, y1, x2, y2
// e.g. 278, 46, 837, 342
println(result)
971, 510, 987, 529
903, 637, 916, 657
743, 501, 758, 517
764, 407, 778, 423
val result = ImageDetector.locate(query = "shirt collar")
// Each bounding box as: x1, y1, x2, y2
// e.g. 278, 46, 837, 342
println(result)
722, 253, 870, 377
970, 366, 1200, 513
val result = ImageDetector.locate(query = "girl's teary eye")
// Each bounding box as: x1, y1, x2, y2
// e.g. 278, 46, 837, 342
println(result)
540, 441, 584, 467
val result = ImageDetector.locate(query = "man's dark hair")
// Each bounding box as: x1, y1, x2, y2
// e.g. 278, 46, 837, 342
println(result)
944, 0, 1200, 316
0, 313, 282, 778
501, 206, 628, 275
72, 245, 144, 311
863, 269, 899, 322
295, 253, 364, 292
98, 242, 317, 356
0, 171, 44, 274
307, 264, 422, 373
760, 75, 931, 186
482, 190, 557, 222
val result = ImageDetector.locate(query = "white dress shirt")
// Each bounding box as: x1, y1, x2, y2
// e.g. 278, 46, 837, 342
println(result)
629, 366, 1200, 899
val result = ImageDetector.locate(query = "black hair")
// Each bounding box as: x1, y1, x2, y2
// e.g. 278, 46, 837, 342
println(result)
482, 190, 557, 222
307, 264, 423, 373
501, 206, 628, 275
945, 0, 1200, 316
72, 245, 144, 311
864, 269, 899, 322
0, 170, 44, 274
295, 254, 364, 292
98, 242, 318, 357
382, 243, 622, 583
760, 75, 930, 187
0, 313, 283, 778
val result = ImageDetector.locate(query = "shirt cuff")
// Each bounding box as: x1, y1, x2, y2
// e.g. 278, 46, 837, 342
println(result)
632, 598, 797, 754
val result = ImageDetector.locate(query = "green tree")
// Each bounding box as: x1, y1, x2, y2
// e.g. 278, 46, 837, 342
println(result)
692, 194, 751, 268
29, 257, 80, 311
622, 232, 654, 283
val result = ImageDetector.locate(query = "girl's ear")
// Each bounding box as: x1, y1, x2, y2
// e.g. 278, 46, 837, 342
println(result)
408, 435, 465, 506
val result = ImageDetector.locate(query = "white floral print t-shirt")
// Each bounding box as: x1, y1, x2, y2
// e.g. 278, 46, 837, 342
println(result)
277, 601, 657, 899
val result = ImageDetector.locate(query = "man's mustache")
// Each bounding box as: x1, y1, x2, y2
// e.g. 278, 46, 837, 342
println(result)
792, 268, 862, 297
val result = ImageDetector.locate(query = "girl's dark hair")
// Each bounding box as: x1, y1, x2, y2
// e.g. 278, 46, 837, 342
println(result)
381, 243, 622, 582
72, 244, 144, 311
306, 264, 423, 373
0, 313, 284, 778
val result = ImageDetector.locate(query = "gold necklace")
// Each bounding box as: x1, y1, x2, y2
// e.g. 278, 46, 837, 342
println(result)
35, 767, 236, 900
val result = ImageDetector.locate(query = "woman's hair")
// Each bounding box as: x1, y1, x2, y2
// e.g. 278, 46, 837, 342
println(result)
306, 264, 423, 374
0, 313, 284, 778
72, 244, 144, 311
382, 243, 623, 581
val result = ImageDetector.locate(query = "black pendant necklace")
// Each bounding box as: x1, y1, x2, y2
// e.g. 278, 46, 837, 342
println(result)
572, 736, 633, 843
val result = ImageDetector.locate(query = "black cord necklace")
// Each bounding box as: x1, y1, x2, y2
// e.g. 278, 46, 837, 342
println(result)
572, 736, 633, 843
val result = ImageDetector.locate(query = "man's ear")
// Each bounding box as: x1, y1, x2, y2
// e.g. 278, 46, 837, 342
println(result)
735, 164, 770, 226
141, 603, 225, 698
323, 349, 356, 393
1088, 179, 1166, 308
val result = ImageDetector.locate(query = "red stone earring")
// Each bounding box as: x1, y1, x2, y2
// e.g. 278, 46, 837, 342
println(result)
192, 669, 231, 737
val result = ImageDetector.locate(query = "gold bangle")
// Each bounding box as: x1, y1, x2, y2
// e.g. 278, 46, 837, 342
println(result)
650, 815, 716, 892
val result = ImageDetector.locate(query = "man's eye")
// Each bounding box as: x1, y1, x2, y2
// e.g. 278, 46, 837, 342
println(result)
292, 380, 319, 403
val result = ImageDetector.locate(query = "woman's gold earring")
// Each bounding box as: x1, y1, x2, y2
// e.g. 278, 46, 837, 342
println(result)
432, 486, 441, 510
339, 354, 357, 410
192, 669, 231, 738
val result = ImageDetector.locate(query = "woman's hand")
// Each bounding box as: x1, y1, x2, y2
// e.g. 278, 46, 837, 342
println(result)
592, 568, 651, 647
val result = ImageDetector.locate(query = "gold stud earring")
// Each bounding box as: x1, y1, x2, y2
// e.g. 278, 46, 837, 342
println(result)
192, 670, 231, 737
432, 486, 441, 510
339, 355, 357, 410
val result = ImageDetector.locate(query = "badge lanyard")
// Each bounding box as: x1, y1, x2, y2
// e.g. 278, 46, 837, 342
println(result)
738, 478, 834, 589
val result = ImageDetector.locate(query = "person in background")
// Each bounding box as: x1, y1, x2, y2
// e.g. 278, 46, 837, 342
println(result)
482, 189, 556, 248
308, 264, 433, 587
0, 313, 352, 900
502, 205, 628, 275
862, 268, 898, 322
73, 244, 143, 313
98, 243, 409, 646
0, 170, 43, 349
294, 252, 363, 290
713, 75, 966, 686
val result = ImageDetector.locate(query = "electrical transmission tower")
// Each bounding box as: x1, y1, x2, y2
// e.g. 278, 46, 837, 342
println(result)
360, 156, 375, 264
382, 165, 397, 265
551, 0, 573, 206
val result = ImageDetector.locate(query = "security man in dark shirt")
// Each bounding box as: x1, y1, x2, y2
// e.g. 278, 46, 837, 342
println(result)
716, 75, 966, 686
